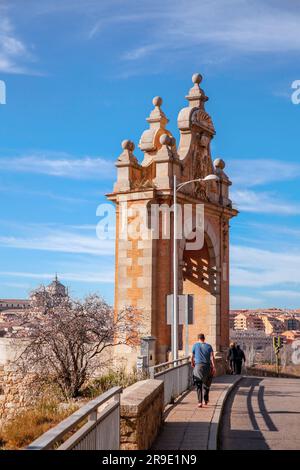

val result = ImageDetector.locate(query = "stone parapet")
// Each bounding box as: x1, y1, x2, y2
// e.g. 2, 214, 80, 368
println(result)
120, 379, 164, 450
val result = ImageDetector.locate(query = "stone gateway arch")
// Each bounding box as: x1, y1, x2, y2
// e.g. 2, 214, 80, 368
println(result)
107, 74, 238, 371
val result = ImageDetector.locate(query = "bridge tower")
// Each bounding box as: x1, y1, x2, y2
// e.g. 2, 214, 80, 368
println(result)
107, 74, 238, 369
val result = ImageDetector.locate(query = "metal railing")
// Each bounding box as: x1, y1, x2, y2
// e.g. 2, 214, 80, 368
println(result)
27, 386, 122, 450
149, 356, 192, 406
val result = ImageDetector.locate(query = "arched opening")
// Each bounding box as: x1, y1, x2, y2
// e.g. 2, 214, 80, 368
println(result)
180, 231, 220, 353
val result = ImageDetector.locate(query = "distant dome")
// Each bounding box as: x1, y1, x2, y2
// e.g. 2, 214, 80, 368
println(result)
46, 275, 67, 297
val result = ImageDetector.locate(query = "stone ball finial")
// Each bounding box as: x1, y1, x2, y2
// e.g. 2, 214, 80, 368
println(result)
169, 136, 176, 147
152, 96, 162, 107
214, 158, 225, 170
192, 73, 202, 85
121, 139, 135, 151
159, 134, 171, 146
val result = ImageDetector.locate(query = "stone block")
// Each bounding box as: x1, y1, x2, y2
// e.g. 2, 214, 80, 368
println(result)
120, 379, 164, 450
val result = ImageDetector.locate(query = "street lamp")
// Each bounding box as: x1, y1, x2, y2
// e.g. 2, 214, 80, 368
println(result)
172, 173, 219, 361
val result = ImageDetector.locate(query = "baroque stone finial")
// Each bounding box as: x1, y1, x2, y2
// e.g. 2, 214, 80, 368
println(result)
192, 73, 202, 85
117, 138, 138, 166
152, 96, 162, 107
214, 158, 225, 170
122, 139, 135, 151
139, 95, 171, 154
159, 134, 172, 146
185, 72, 208, 108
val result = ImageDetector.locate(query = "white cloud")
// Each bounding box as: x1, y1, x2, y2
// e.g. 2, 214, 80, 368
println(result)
0, 223, 115, 255
227, 158, 300, 215
13, 0, 300, 69
0, 184, 91, 204
0, 270, 114, 284
1, 281, 30, 289
231, 244, 300, 288
231, 295, 264, 308
230, 189, 300, 215
264, 290, 300, 299
0, 7, 33, 74
228, 159, 300, 188
118, 0, 300, 61
0, 152, 114, 180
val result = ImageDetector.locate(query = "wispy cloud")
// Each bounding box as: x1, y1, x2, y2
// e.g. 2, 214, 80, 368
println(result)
117, 0, 300, 62
0, 152, 114, 180
231, 244, 300, 288
0, 270, 114, 284
231, 189, 300, 215
227, 158, 300, 215
0, 223, 115, 255
12, 0, 300, 70
0, 184, 91, 204
228, 159, 300, 188
231, 294, 264, 308
1, 281, 31, 289
264, 290, 300, 299
0, 6, 34, 74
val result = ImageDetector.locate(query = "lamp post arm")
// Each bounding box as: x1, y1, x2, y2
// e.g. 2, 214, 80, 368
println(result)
176, 175, 219, 192
176, 178, 203, 192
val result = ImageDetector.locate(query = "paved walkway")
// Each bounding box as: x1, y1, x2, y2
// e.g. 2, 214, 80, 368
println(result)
152, 375, 239, 450
219, 376, 300, 450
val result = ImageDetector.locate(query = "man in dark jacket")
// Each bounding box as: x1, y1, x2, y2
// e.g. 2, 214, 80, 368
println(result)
227, 342, 237, 374
235, 345, 246, 374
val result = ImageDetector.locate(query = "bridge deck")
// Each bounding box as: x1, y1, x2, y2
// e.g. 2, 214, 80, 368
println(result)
152, 375, 239, 450
219, 376, 300, 450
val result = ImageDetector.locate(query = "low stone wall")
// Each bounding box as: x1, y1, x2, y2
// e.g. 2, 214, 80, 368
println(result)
247, 366, 300, 379
120, 379, 164, 450
0, 364, 37, 427
215, 353, 228, 376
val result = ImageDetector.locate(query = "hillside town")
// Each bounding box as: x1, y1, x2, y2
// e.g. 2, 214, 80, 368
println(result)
2, 284, 300, 365
229, 309, 300, 364
0, 276, 67, 340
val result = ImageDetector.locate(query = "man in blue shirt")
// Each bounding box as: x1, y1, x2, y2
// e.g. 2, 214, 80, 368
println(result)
192, 333, 216, 407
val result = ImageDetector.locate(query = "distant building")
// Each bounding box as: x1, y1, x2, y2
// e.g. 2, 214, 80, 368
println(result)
0, 299, 29, 311
234, 313, 264, 331
0, 276, 67, 338
259, 316, 285, 335
46, 275, 67, 297
230, 328, 272, 351
285, 317, 300, 331
281, 330, 300, 344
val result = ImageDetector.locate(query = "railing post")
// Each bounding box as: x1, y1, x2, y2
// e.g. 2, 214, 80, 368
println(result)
149, 366, 155, 379
88, 410, 97, 423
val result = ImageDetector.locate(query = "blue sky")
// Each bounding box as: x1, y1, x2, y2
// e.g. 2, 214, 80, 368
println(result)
1, 0, 300, 308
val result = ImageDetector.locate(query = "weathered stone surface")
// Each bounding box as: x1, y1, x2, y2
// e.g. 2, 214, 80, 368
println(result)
0, 364, 40, 427
120, 379, 164, 450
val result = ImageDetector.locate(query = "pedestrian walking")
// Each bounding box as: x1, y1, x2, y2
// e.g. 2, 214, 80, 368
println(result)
235, 345, 246, 375
191, 333, 216, 408
227, 342, 237, 374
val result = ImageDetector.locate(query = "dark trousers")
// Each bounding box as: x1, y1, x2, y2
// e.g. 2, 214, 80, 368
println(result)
229, 359, 236, 374
235, 359, 242, 375
195, 379, 210, 404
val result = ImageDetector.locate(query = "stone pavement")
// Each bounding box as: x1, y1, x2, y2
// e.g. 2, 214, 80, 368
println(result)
152, 375, 240, 450
219, 376, 300, 450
